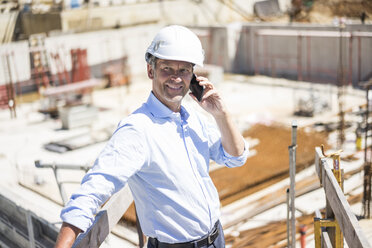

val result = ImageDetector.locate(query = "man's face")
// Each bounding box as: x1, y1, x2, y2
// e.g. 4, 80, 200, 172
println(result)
148, 59, 193, 112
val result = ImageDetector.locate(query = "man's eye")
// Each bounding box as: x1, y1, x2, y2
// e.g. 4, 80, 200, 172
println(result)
180, 69, 190, 74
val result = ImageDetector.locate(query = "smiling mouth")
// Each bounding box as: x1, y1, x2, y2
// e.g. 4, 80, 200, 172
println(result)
166, 84, 183, 91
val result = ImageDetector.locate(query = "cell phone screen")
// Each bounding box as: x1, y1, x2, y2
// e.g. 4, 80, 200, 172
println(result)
189, 74, 204, 102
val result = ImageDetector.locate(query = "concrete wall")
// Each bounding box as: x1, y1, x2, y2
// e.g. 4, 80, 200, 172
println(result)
18, 0, 253, 36
21, 12, 61, 37
233, 23, 372, 86
17, 0, 291, 37
0, 23, 371, 90
0, 24, 160, 88
60, 2, 161, 31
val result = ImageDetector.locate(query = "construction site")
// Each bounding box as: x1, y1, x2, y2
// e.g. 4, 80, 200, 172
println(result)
0, 0, 372, 247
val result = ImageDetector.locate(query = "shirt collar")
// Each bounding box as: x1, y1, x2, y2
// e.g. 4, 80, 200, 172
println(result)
146, 92, 190, 121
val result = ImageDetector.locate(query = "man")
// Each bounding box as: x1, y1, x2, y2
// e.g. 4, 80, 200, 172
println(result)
55, 25, 249, 248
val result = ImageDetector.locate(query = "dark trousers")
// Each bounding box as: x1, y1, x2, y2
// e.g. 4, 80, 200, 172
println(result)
147, 221, 225, 248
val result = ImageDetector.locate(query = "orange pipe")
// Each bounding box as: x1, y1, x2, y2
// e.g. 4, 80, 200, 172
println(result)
300, 225, 307, 248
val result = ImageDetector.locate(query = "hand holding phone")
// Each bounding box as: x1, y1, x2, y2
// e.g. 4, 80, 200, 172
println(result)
189, 74, 204, 102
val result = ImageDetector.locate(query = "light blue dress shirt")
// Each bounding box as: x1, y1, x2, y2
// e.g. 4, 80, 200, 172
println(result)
61, 92, 249, 243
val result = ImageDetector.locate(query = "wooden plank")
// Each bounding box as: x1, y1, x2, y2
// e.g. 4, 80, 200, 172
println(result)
42, 78, 102, 97
315, 147, 323, 182
322, 231, 333, 248
72, 185, 133, 248
222, 174, 321, 228
323, 164, 371, 248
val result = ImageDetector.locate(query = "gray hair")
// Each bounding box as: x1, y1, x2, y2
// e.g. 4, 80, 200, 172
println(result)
147, 54, 158, 69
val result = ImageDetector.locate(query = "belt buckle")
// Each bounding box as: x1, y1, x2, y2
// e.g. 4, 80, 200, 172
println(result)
207, 224, 219, 245
207, 235, 212, 245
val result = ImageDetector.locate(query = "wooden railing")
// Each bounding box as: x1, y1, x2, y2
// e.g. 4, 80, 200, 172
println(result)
314, 147, 371, 248
35, 160, 141, 247
71, 185, 135, 248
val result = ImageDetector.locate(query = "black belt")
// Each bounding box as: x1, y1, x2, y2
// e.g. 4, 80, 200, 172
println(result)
149, 221, 220, 248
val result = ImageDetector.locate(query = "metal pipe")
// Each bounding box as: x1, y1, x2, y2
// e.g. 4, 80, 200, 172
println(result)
289, 120, 297, 247
52, 164, 68, 205
254, 31, 258, 75
35, 160, 91, 171
300, 225, 307, 248
289, 151, 296, 247
348, 34, 353, 85
291, 120, 298, 146
306, 36, 311, 81
358, 36, 361, 83
286, 188, 290, 247
5, 53, 16, 118
264, 36, 269, 75
365, 88, 369, 164
297, 35, 302, 81
35, 160, 91, 205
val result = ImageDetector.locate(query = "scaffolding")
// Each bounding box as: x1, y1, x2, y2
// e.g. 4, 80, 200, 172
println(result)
362, 81, 372, 219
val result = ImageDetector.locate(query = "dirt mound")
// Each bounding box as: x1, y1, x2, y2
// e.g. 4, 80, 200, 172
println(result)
292, 0, 372, 23
211, 123, 328, 206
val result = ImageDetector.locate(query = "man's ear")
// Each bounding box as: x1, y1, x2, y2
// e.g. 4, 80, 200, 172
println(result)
147, 64, 154, 79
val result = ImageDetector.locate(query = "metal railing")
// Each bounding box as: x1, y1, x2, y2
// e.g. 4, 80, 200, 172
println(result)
35, 160, 91, 205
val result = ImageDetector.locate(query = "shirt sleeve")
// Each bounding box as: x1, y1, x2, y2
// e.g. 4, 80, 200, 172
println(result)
60, 122, 147, 232
220, 139, 249, 168
199, 113, 249, 168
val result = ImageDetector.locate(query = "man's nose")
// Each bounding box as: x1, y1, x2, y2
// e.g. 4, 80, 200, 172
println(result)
170, 73, 183, 82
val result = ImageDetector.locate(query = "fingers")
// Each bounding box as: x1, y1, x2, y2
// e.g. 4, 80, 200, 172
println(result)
192, 76, 227, 116
196, 76, 213, 89
201, 88, 219, 101
195, 76, 216, 101
188, 92, 198, 101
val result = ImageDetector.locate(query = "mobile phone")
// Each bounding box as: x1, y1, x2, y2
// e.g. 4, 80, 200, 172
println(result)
189, 74, 204, 102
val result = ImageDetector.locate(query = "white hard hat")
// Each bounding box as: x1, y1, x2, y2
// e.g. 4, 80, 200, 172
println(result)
145, 25, 204, 67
